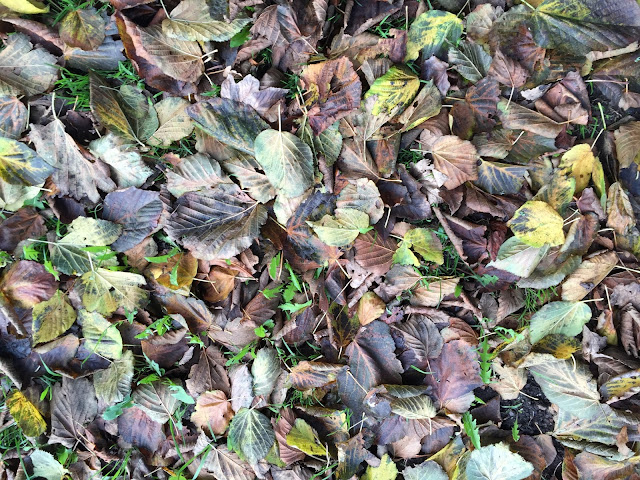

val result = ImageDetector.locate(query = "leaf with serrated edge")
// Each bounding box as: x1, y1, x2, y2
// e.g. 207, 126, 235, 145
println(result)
76, 268, 148, 316
466, 443, 533, 480
94, 350, 134, 404
228, 408, 275, 464
529, 301, 591, 344
308, 208, 370, 247
32, 291, 76, 345
30, 449, 68, 480
147, 97, 194, 146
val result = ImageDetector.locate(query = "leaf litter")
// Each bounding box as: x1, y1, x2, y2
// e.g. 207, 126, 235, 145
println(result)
0, 0, 639, 479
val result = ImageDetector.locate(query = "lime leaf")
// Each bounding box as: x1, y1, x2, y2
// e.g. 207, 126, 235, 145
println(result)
32, 290, 76, 345
529, 301, 592, 344
254, 129, 314, 199
228, 408, 275, 464
6, 390, 46, 437
405, 10, 463, 61
78, 310, 123, 359
285, 418, 326, 456
364, 66, 420, 116
466, 443, 533, 480
508, 200, 565, 247
404, 228, 444, 265
308, 208, 370, 247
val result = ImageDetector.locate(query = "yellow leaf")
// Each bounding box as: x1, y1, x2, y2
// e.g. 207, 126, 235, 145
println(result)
364, 66, 420, 116
6, 390, 46, 437
558, 144, 595, 194
405, 10, 463, 61
0, 0, 48, 14
149, 252, 197, 291
532, 334, 581, 359
362, 454, 398, 480
286, 419, 326, 456
508, 200, 565, 247
32, 291, 76, 346
561, 251, 617, 301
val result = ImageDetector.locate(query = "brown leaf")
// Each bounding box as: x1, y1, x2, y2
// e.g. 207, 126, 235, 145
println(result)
0, 260, 57, 308
354, 232, 396, 277
275, 408, 306, 465
118, 406, 164, 455
488, 48, 528, 88
621, 306, 640, 357
0, 207, 45, 252
289, 361, 346, 390
391, 314, 444, 371
202, 267, 237, 303
356, 291, 385, 325
186, 346, 231, 398
191, 390, 234, 436
424, 340, 483, 413
299, 57, 362, 135
424, 135, 479, 189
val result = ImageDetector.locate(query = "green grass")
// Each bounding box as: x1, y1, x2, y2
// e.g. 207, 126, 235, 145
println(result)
369, 14, 408, 38
398, 148, 423, 167
47, 0, 109, 25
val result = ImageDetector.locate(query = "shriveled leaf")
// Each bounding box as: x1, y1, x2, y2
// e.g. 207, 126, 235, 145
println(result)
405, 10, 463, 61
6, 390, 46, 437
508, 200, 565, 247
32, 290, 76, 346
76, 268, 148, 316
466, 443, 533, 480
529, 301, 591, 344
166, 183, 267, 260
228, 408, 275, 464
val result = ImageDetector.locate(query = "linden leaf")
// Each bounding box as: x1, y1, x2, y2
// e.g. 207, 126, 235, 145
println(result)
254, 129, 314, 199
76, 268, 148, 317
228, 408, 275, 464
529, 301, 592, 344
6, 390, 46, 437
32, 290, 76, 346
364, 66, 420, 116
405, 10, 463, 61
308, 208, 371, 247
507, 200, 565, 247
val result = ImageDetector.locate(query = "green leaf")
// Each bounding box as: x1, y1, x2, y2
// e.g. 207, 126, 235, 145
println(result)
364, 66, 420, 116
463, 411, 481, 450
30, 450, 68, 480
448, 41, 492, 83
390, 394, 436, 420
0, 136, 54, 186
362, 454, 397, 480
251, 348, 281, 397
162, 0, 251, 42
392, 241, 419, 267
308, 208, 370, 247
32, 290, 76, 345
508, 200, 565, 247
62, 217, 122, 246
405, 10, 463, 61
253, 129, 314, 199
94, 350, 134, 404
404, 228, 444, 265
529, 301, 592, 344
228, 408, 275, 464
78, 309, 123, 359
76, 268, 148, 316
147, 97, 194, 147
466, 443, 533, 480
487, 236, 550, 278
285, 418, 326, 456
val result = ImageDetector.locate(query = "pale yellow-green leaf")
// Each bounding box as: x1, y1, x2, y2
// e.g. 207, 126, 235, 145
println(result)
392, 241, 420, 267
0, 0, 47, 12
405, 10, 463, 61
162, 0, 250, 42
404, 228, 444, 265
558, 144, 595, 194
254, 129, 314, 198
508, 200, 565, 247
390, 394, 436, 420
62, 216, 122, 246
30, 450, 68, 480
466, 443, 533, 480
94, 350, 134, 403
89, 133, 153, 188
6, 390, 46, 437
32, 291, 76, 346
78, 309, 123, 359
77, 268, 148, 316
529, 301, 592, 344
308, 208, 370, 247
286, 419, 326, 456
487, 236, 549, 278
0, 137, 54, 186
362, 454, 397, 480
147, 97, 194, 147
364, 66, 420, 116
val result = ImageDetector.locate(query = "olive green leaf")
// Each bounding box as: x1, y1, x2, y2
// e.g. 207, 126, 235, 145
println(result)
448, 41, 492, 83
529, 301, 592, 344
254, 129, 314, 198
62, 217, 122, 246
0, 33, 58, 96
220, 153, 276, 204
406, 10, 463, 61
401, 228, 444, 265
6, 390, 46, 437
76, 268, 148, 316
0, 137, 54, 186
286, 419, 326, 456
32, 291, 76, 346
94, 350, 134, 404
364, 66, 420, 116
475, 161, 528, 195
308, 208, 371, 247
0, 0, 48, 13
508, 200, 565, 247
78, 309, 123, 359
298, 121, 342, 166
466, 443, 533, 480
228, 408, 275, 464
162, 0, 251, 42
59, 7, 106, 51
